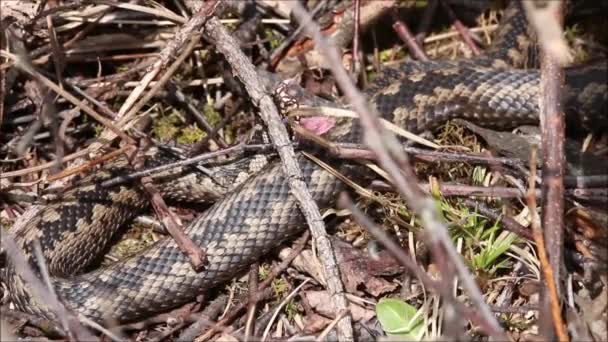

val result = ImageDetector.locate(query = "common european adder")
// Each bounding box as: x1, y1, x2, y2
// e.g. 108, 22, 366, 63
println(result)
3, 0, 607, 325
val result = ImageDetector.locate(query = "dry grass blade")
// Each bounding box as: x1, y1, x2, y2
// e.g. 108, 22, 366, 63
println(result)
89, 0, 186, 24
0, 149, 90, 179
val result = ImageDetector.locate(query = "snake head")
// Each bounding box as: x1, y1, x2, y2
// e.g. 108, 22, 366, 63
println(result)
273, 79, 302, 117
273, 79, 339, 136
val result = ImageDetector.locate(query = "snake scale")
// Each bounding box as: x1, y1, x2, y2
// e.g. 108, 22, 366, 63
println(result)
3, 0, 607, 325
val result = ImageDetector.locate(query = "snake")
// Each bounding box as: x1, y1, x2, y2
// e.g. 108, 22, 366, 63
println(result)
3, 0, 607, 325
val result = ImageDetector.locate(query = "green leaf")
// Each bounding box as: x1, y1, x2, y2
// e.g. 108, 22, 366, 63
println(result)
376, 298, 425, 340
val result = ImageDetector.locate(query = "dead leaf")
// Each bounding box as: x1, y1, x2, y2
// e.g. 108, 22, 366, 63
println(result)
280, 237, 401, 297
302, 312, 332, 334
304, 290, 375, 322
333, 238, 401, 296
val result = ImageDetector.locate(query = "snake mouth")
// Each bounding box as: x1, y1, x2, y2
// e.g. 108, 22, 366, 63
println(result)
297, 116, 338, 136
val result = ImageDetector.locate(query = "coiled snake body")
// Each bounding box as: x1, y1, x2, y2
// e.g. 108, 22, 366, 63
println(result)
4, 1, 607, 324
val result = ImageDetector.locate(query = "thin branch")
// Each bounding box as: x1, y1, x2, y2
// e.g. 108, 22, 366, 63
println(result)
352, 0, 362, 75
0, 149, 90, 179
46, 145, 133, 183
289, 3, 507, 338
526, 148, 569, 342
536, 0, 567, 296
268, 1, 328, 68
141, 175, 207, 270
462, 199, 533, 240
526, 1, 569, 339
391, 8, 429, 61
203, 16, 354, 341
415, 0, 438, 43
100, 143, 274, 188
261, 279, 311, 341
438, 0, 480, 55
244, 263, 259, 341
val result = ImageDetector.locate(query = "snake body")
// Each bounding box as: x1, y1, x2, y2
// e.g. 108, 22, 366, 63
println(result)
4, 1, 607, 324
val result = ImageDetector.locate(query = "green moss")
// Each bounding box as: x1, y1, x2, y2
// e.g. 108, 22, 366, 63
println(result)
152, 112, 181, 142
264, 28, 282, 50
0, 217, 11, 230
379, 48, 395, 63
104, 225, 160, 265
284, 299, 300, 321
564, 24, 589, 64
258, 264, 270, 280
177, 124, 205, 144
93, 124, 105, 137
203, 103, 221, 126
272, 278, 289, 298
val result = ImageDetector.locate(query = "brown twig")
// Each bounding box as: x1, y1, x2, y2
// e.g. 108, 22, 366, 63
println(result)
0, 53, 6, 129
105, 33, 199, 141
32, 6, 112, 65
525, 2, 569, 340
415, 0, 438, 43
203, 16, 354, 341
140, 175, 206, 270
176, 295, 228, 341
537, 0, 567, 295
100, 143, 274, 188
45, 13, 65, 90
0, 149, 90, 179
390, 8, 429, 61
438, 0, 480, 55
526, 148, 569, 342
462, 199, 533, 240
268, 1, 328, 68
0, 50, 134, 145
166, 82, 229, 148
45, 145, 133, 183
